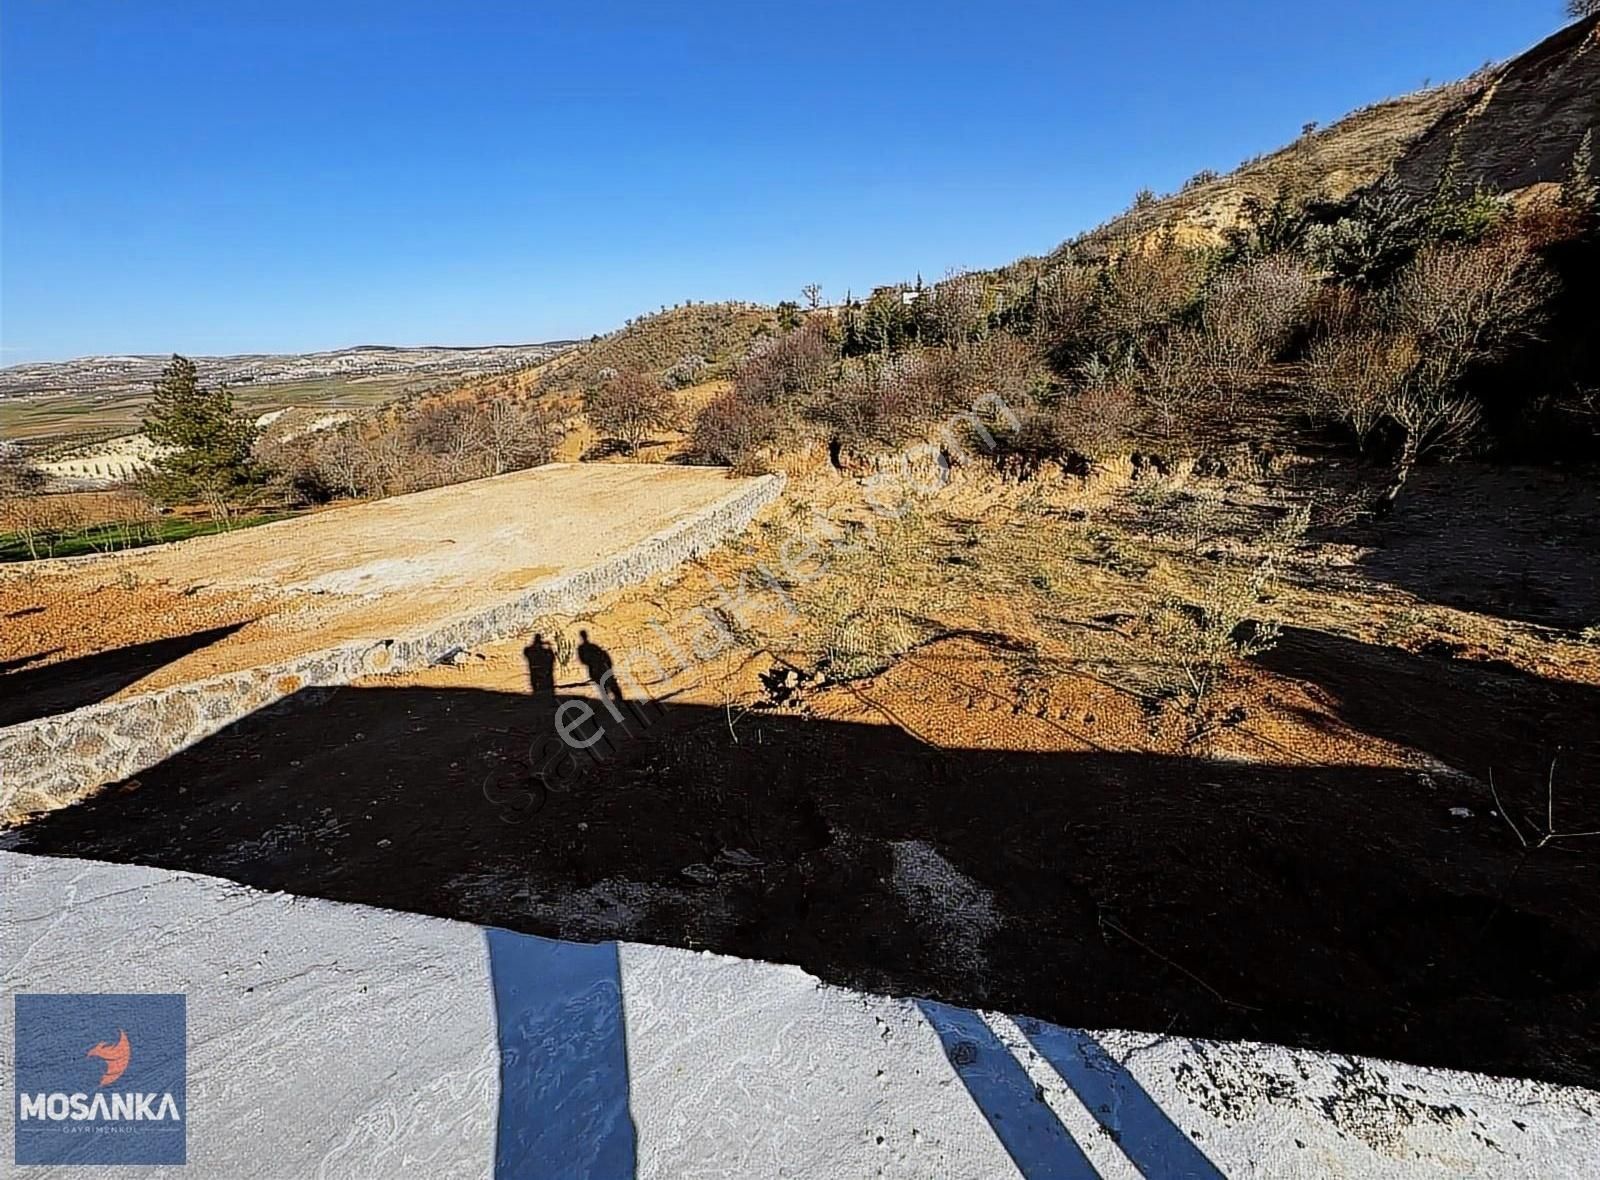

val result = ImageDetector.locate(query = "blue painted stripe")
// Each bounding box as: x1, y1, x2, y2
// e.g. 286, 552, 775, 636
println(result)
916, 1000, 1099, 1179
1022, 1022, 1224, 1180
485, 927, 637, 1180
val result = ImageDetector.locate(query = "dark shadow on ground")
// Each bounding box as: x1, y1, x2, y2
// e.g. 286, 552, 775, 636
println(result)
0, 624, 249, 726
11, 639, 1600, 1087
1259, 625, 1600, 801
1324, 465, 1600, 631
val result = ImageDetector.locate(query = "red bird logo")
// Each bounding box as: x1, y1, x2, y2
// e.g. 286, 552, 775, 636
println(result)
86, 1030, 131, 1086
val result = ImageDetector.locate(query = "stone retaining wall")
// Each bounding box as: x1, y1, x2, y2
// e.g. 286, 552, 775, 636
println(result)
0, 473, 784, 825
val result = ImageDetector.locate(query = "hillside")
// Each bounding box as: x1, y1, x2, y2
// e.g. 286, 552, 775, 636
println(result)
531, 301, 778, 396
1073, 13, 1599, 252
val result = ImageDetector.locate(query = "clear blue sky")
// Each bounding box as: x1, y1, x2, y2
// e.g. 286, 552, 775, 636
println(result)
0, 0, 1569, 363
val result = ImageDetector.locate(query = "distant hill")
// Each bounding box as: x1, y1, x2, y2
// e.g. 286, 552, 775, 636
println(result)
0, 342, 579, 401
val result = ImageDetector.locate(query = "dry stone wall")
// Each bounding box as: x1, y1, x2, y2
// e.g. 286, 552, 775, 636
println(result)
0, 473, 783, 825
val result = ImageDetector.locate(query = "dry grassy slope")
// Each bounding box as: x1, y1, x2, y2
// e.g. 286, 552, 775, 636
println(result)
533, 302, 777, 396
1072, 14, 1598, 252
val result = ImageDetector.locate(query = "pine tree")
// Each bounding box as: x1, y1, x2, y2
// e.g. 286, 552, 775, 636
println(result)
1561, 127, 1598, 214
142, 354, 258, 514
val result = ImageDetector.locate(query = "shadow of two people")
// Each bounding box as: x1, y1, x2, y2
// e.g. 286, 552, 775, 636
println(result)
524, 629, 626, 705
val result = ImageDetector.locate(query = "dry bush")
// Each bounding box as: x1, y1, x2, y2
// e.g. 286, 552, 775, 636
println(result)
690, 390, 781, 466
962, 331, 1047, 408
1349, 235, 1554, 502
1383, 235, 1553, 372
482, 396, 562, 474
300, 395, 563, 499
309, 426, 372, 499
1056, 377, 1137, 459
1098, 239, 1208, 348
822, 352, 962, 448
925, 270, 989, 348
733, 320, 838, 406
1035, 260, 1101, 367
1305, 328, 1419, 448
1201, 254, 1317, 400
1137, 328, 1211, 437
1147, 560, 1280, 710
583, 370, 679, 455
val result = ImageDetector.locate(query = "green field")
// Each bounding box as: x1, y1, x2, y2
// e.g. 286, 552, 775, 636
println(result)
0, 511, 296, 562
0, 373, 435, 451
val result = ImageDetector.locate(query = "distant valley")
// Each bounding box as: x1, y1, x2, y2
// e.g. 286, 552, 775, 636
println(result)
0, 341, 577, 448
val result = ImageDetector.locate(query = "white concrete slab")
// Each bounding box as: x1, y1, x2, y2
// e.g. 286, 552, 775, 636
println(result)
3, 852, 1597, 1178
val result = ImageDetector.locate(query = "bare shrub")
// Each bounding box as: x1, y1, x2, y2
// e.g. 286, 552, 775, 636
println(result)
1035, 261, 1101, 368
733, 319, 838, 406
925, 270, 988, 348
408, 401, 492, 483
483, 397, 562, 474
1098, 239, 1207, 348
1137, 328, 1210, 437
1201, 254, 1316, 400
1057, 375, 1137, 459
1305, 328, 1419, 448
1383, 236, 1553, 373
1374, 235, 1552, 501
584, 370, 679, 455
691, 390, 780, 466
310, 425, 372, 499
826, 354, 948, 447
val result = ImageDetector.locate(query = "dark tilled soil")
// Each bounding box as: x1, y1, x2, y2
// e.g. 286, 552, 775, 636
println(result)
11, 630, 1600, 1088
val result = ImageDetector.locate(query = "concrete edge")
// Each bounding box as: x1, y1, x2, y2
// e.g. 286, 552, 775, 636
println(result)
0, 471, 784, 825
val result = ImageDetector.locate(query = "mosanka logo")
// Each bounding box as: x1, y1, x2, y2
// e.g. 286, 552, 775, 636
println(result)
88, 1029, 131, 1086
18, 1090, 182, 1123
19, 1030, 180, 1123
14, 993, 187, 1165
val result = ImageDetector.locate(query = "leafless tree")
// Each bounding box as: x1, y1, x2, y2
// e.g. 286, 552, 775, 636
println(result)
1201, 254, 1316, 403
801, 283, 823, 311
1138, 328, 1210, 437
584, 370, 678, 455
484, 397, 561, 474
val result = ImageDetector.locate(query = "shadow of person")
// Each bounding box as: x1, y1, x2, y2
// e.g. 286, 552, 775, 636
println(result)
576, 629, 625, 704
524, 634, 557, 703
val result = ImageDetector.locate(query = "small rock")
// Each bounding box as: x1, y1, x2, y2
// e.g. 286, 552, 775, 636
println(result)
1449, 807, 1472, 818
680, 863, 718, 886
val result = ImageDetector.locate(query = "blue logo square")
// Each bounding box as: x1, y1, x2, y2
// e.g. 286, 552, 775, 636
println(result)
13, 993, 187, 1166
